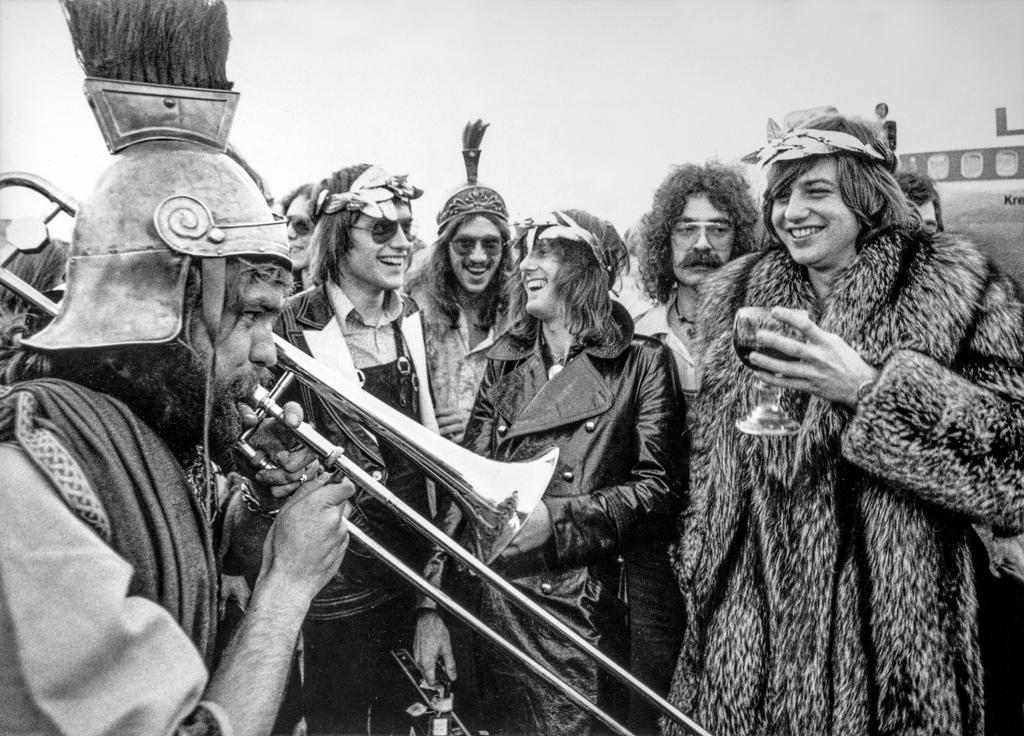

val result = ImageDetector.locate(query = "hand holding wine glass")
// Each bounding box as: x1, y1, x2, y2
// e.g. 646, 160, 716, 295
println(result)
733, 306, 804, 435
745, 307, 879, 409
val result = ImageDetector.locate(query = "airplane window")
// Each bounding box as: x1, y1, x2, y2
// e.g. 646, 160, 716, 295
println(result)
927, 154, 949, 180
996, 151, 1019, 177
904, 156, 919, 173
961, 152, 984, 179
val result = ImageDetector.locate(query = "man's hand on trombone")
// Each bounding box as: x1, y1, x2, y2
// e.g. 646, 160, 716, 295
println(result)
238, 399, 357, 595
239, 399, 357, 501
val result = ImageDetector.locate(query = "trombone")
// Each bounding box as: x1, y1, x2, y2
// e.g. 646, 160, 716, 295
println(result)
0, 171, 710, 736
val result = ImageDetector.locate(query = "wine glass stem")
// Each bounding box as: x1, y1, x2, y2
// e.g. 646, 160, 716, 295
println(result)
756, 378, 783, 409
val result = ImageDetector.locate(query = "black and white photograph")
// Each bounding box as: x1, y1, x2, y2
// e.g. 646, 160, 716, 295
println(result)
1, 1, 1022, 735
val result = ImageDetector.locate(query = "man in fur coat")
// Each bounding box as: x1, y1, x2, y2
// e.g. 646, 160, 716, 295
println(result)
665, 113, 1024, 736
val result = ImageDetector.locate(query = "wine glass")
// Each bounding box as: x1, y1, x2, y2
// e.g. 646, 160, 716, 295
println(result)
732, 306, 802, 436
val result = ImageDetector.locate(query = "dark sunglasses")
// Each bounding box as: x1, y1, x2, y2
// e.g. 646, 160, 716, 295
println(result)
451, 236, 504, 256
350, 218, 416, 244
287, 214, 313, 237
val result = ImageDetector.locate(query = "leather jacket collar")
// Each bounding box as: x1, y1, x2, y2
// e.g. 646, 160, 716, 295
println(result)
486, 301, 634, 439
288, 285, 334, 330
288, 284, 415, 331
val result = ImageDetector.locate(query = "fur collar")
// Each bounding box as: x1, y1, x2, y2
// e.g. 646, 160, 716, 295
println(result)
697, 231, 993, 489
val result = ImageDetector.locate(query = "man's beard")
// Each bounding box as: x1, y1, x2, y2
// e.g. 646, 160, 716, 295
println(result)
117, 344, 266, 463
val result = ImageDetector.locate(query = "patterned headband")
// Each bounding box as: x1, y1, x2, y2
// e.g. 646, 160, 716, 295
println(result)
742, 120, 887, 168
315, 166, 423, 222
515, 211, 615, 284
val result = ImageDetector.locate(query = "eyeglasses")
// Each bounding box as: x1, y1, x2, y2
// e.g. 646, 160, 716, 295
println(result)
350, 218, 416, 244
287, 215, 313, 237
672, 221, 734, 246
451, 236, 504, 256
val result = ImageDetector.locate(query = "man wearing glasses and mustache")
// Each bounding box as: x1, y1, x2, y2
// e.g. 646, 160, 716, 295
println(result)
635, 162, 760, 398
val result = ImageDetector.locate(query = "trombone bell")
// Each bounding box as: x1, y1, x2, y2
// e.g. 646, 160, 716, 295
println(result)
273, 336, 559, 564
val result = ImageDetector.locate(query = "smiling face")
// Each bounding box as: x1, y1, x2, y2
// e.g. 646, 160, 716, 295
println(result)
519, 239, 564, 325
340, 202, 414, 298
448, 215, 504, 296
770, 157, 861, 276
671, 193, 735, 288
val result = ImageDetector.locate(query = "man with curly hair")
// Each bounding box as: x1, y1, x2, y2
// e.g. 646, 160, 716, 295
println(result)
635, 161, 759, 398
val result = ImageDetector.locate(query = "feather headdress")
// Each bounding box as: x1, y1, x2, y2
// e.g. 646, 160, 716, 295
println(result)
436, 118, 509, 229
60, 0, 238, 152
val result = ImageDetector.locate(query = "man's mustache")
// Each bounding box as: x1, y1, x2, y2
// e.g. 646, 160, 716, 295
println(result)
230, 367, 271, 404
679, 250, 725, 269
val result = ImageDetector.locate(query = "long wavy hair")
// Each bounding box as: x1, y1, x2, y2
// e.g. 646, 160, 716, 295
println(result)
762, 114, 914, 251
639, 161, 759, 304
503, 229, 623, 352
416, 212, 512, 330
309, 163, 374, 288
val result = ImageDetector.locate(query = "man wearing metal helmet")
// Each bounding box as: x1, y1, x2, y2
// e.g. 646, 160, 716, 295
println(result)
0, 2, 353, 734
417, 210, 684, 735
271, 163, 441, 733
406, 119, 512, 446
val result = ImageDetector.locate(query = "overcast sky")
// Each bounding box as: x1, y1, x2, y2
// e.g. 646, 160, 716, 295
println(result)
2, 0, 1023, 238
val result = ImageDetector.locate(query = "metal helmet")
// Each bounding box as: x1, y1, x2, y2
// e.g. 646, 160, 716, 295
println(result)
25, 78, 290, 351
436, 119, 509, 232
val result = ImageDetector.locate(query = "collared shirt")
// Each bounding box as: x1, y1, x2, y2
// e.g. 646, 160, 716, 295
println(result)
408, 285, 496, 413
633, 300, 700, 398
326, 282, 405, 369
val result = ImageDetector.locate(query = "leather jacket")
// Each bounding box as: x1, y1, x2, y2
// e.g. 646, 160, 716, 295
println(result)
459, 301, 685, 735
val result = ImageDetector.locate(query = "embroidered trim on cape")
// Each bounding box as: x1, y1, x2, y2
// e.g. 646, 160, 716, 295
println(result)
7, 388, 112, 541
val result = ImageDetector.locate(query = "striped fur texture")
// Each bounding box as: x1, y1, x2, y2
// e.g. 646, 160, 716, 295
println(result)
665, 231, 1024, 736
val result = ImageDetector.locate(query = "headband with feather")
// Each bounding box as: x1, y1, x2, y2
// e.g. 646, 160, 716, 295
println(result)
436, 118, 509, 229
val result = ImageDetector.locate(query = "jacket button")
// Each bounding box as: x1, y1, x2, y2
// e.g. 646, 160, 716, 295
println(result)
561, 470, 574, 482
371, 469, 384, 482
496, 424, 508, 436
585, 420, 596, 432
540, 583, 553, 595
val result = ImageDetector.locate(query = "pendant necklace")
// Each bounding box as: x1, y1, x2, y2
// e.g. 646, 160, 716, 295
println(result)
542, 332, 571, 380
672, 300, 698, 342
548, 349, 570, 379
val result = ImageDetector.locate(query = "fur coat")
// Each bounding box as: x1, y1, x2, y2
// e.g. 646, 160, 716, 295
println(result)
665, 231, 1024, 736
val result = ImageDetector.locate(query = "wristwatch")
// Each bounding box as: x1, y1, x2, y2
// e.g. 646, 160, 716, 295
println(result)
856, 374, 878, 404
